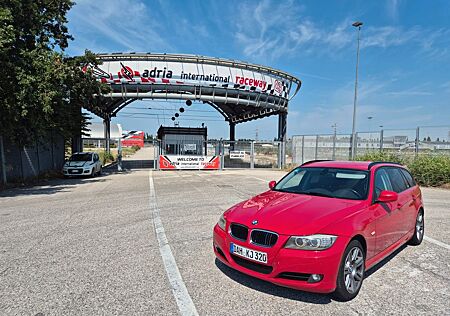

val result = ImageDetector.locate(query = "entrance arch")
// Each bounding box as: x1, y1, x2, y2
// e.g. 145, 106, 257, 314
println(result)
83, 53, 301, 166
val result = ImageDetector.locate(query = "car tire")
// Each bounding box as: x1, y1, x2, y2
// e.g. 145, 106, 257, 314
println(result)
409, 209, 424, 246
332, 240, 365, 302
90, 168, 96, 178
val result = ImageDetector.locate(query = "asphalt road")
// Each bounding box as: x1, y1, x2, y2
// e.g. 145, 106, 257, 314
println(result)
0, 169, 449, 315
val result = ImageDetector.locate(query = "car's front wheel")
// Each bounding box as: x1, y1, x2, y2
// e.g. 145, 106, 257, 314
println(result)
409, 209, 424, 246
333, 240, 365, 301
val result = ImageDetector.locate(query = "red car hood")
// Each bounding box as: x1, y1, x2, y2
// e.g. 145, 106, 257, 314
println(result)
225, 190, 365, 236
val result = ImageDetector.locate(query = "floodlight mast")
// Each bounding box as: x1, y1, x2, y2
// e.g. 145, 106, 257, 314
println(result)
351, 21, 363, 160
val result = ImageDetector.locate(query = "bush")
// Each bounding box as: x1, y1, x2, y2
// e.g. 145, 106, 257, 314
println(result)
99, 151, 115, 165
131, 145, 141, 152
356, 151, 450, 187
355, 151, 405, 164
408, 155, 450, 187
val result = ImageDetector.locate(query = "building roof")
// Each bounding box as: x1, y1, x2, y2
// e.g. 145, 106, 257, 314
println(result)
84, 122, 123, 140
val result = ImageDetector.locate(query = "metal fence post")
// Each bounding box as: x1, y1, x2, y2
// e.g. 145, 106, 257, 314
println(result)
220, 140, 224, 170
315, 135, 319, 159
354, 132, 358, 159
415, 127, 420, 157
0, 136, 7, 185
332, 133, 336, 160
301, 135, 305, 164
250, 141, 255, 169
36, 139, 40, 178
380, 129, 384, 152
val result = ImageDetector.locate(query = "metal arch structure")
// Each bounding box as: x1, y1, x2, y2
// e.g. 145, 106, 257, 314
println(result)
82, 53, 302, 166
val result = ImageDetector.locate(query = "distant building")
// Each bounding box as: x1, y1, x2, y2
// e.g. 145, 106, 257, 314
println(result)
83, 122, 122, 148
121, 131, 144, 148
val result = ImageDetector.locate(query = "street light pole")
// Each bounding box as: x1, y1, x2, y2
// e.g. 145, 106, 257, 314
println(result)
351, 21, 363, 160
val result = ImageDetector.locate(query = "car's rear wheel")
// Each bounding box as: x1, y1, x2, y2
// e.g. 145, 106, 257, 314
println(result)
333, 240, 365, 301
409, 209, 424, 246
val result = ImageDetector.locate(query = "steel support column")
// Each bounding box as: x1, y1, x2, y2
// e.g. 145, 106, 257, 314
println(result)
229, 122, 236, 151
229, 122, 236, 141
104, 116, 111, 153
278, 113, 287, 168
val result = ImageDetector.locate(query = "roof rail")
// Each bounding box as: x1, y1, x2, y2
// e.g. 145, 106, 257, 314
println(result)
301, 160, 332, 167
367, 161, 403, 170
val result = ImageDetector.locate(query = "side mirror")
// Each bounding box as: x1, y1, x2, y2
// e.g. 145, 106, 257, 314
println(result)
377, 190, 398, 203
269, 180, 277, 190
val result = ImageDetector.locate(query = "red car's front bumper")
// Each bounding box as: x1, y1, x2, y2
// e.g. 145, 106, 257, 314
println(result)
213, 224, 349, 294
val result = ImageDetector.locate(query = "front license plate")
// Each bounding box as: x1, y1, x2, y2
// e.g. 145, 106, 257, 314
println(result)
230, 243, 267, 264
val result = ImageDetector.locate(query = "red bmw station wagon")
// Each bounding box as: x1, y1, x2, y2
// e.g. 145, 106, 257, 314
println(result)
213, 161, 424, 301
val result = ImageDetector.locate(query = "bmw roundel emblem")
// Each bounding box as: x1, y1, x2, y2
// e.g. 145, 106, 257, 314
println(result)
252, 220, 258, 225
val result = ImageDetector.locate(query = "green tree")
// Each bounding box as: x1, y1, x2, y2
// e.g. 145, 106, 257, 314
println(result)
0, 0, 107, 145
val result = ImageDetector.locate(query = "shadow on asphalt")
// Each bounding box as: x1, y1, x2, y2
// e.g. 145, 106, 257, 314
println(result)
0, 165, 132, 198
215, 244, 408, 303
215, 259, 332, 304
365, 243, 408, 278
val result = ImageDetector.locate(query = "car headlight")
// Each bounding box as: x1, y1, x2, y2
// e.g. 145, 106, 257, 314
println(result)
217, 214, 226, 231
284, 234, 337, 250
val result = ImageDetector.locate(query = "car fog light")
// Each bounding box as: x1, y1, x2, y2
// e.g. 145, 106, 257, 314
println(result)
307, 274, 323, 283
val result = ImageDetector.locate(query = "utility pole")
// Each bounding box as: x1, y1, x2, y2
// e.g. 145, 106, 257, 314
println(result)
351, 21, 363, 160
332, 123, 337, 160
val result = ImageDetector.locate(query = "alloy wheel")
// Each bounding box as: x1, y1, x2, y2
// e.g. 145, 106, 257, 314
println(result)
343, 247, 364, 294
416, 212, 424, 241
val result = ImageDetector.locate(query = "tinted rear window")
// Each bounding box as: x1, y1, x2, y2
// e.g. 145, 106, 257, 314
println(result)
400, 169, 416, 187
385, 168, 408, 193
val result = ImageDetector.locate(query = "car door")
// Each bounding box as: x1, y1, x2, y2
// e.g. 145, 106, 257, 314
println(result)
399, 168, 420, 234
385, 167, 411, 239
372, 168, 401, 253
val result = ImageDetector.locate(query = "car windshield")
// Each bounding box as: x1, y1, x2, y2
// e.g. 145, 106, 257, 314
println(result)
274, 167, 369, 200
69, 153, 92, 162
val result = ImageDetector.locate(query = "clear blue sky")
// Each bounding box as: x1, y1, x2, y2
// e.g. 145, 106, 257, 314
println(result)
66, 0, 450, 140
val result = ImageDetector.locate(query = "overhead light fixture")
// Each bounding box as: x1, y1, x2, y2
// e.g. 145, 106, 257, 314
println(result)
171, 117, 175, 121
179, 107, 185, 113
186, 100, 192, 106
175, 113, 179, 117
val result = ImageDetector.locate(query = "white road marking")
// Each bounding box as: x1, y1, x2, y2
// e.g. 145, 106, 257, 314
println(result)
149, 171, 199, 316
424, 236, 450, 251
250, 176, 269, 183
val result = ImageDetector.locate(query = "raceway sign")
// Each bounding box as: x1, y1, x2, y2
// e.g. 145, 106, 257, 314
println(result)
84, 59, 291, 99
159, 155, 220, 170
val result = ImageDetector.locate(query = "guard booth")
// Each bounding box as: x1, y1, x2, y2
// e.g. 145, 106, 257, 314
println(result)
157, 126, 207, 156
157, 126, 220, 170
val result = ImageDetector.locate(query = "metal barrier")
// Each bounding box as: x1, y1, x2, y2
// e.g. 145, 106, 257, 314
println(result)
292, 125, 450, 164
0, 132, 65, 185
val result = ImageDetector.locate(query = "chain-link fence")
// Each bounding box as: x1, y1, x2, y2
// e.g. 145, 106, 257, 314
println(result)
292, 125, 450, 164
0, 132, 65, 185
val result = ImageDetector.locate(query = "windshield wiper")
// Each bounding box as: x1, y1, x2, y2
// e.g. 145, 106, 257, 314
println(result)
298, 191, 335, 198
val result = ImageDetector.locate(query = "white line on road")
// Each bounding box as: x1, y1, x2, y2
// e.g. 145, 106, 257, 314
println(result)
250, 176, 269, 183
424, 236, 450, 250
149, 171, 199, 316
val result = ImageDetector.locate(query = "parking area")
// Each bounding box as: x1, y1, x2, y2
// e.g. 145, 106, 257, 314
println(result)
0, 169, 449, 315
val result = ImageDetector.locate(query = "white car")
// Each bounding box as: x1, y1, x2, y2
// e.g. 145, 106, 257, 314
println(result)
63, 152, 102, 177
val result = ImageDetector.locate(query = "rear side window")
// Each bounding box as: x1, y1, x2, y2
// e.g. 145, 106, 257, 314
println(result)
400, 169, 416, 187
385, 168, 408, 193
